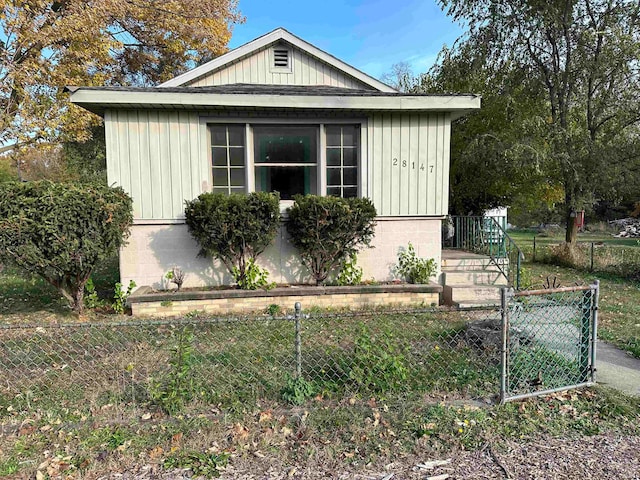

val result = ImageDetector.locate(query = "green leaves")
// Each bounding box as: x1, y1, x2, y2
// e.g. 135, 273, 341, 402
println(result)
286, 195, 377, 285
395, 243, 437, 284
0, 181, 132, 313
184, 192, 281, 288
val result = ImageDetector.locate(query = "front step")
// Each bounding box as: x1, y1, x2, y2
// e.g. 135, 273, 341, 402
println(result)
442, 284, 503, 307
441, 257, 508, 271
443, 269, 507, 286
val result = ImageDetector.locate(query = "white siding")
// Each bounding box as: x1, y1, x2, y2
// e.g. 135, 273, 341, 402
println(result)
185, 45, 374, 90
367, 113, 451, 217
105, 110, 206, 220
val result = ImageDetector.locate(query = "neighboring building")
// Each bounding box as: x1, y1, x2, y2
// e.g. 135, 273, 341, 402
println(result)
69, 28, 480, 289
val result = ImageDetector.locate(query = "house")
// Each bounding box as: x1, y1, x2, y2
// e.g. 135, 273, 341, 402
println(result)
69, 28, 481, 289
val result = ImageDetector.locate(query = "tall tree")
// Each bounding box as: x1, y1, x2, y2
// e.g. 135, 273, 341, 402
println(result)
439, 0, 640, 242
0, 0, 242, 146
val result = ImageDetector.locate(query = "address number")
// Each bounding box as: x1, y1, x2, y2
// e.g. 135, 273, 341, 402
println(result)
392, 158, 434, 172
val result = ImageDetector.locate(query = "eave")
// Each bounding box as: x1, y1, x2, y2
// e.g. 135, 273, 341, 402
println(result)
69, 89, 481, 119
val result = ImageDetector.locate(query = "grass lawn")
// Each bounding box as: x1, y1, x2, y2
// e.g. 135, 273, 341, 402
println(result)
509, 227, 640, 248
1, 259, 640, 478
525, 262, 640, 358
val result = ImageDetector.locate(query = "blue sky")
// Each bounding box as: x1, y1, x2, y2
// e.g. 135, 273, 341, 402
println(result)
229, 0, 465, 81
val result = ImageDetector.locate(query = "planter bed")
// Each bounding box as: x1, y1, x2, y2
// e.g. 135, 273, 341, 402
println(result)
128, 283, 443, 317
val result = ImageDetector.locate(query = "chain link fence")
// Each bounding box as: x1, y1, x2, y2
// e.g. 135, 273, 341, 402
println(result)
0, 284, 598, 418
502, 283, 599, 402
523, 239, 640, 280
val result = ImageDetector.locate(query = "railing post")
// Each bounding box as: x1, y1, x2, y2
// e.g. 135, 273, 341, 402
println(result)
294, 302, 302, 379
500, 287, 509, 404
590, 280, 599, 383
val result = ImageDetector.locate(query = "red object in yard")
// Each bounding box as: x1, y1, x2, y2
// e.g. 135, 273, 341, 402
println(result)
575, 210, 585, 231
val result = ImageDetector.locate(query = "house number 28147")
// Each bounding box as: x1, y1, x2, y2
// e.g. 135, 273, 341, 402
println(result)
392, 158, 433, 172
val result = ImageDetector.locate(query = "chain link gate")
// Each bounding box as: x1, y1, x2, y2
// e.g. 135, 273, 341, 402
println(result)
500, 281, 599, 403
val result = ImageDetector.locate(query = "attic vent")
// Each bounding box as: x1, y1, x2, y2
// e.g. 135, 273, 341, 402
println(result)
273, 48, 290, 68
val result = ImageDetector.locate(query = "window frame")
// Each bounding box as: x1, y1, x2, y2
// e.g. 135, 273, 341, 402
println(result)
209, 124, 247, 195
204, 118, 366, 199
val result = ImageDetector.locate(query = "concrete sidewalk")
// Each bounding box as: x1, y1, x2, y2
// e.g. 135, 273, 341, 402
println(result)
596, 341, 640, 396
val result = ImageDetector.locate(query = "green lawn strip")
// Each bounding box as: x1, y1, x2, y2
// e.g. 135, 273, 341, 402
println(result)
0, 255, 119, 319
0, 386, 638, 478
527, 263, 640, 358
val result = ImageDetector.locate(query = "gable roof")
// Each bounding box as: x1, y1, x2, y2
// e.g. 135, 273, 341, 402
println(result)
159, 27, 397, 93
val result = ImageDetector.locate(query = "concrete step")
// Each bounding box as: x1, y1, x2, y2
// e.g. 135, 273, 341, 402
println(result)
442, 284, 503, 305
453, 299, 502, 309
441, 257, 508, 271
443, 269, 508, 286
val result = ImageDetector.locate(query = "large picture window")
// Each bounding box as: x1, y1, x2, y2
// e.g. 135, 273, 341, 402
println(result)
253, 126, 318, 200
210, 125, 246, 194
326, 125, 358, 198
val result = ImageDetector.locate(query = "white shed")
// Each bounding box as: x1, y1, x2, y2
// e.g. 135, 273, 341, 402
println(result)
70, 28, 481, 288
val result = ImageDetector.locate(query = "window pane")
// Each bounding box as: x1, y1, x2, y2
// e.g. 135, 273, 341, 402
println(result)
327, 148, 341, 166
212, 147, 228, 167
327, 187, 341, 197
212, 168, 228, 187
343, 167, 358, 185
213, 187, 229, 194
229, 168, 245, 187
228, 126, 245, 146
211, 126, 227, 146
326, 126, 341, 147
343, 187, 358, 198
254, 126, 317, 164
342, 126, 357, 146
255, 165, 317, 200
229, 147, 244, 166
327, 168, 341, 186
343, 148, 357, 166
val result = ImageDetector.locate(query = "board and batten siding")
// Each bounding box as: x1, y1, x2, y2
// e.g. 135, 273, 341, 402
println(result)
185, 45, 373, 90
105, 110, 208, 220
367, 113, 451, 217
105, 110, 451, 221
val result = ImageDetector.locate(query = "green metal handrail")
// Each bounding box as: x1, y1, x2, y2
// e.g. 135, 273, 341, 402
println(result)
444, 215, 524, 289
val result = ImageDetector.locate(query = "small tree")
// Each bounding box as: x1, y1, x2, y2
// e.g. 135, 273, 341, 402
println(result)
0, 181, 133, 313
184, 192, 281, 288
286, 195, 377, 285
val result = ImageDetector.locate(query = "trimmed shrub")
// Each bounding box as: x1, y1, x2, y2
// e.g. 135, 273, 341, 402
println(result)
286, 195, 377, 285
184, 192, 281, 288
0, 181, 133, 313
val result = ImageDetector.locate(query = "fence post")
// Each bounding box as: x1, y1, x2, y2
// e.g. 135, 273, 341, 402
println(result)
590, 280, 600, 383
500, 287, 509, 404
590, 242, 594, 272
294, 302, 302, 379
533, 236, 536, 262
579, 287, 593, 383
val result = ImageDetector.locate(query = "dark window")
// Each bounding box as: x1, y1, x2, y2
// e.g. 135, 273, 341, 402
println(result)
326, 125, 358, 198
210, 125, 245, 195
253, 126, 318, 200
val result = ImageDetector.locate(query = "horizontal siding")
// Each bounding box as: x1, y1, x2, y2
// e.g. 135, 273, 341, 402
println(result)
368, 113, 451, 216
186, 45, 373, 90
105, 110, 205, 220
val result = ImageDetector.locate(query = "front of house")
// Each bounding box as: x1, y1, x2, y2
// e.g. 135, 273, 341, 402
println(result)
70, 28, 480, 289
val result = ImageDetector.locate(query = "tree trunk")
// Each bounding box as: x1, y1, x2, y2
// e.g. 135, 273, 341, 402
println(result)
565, 209, 578, 243
72, 287, 85, 315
